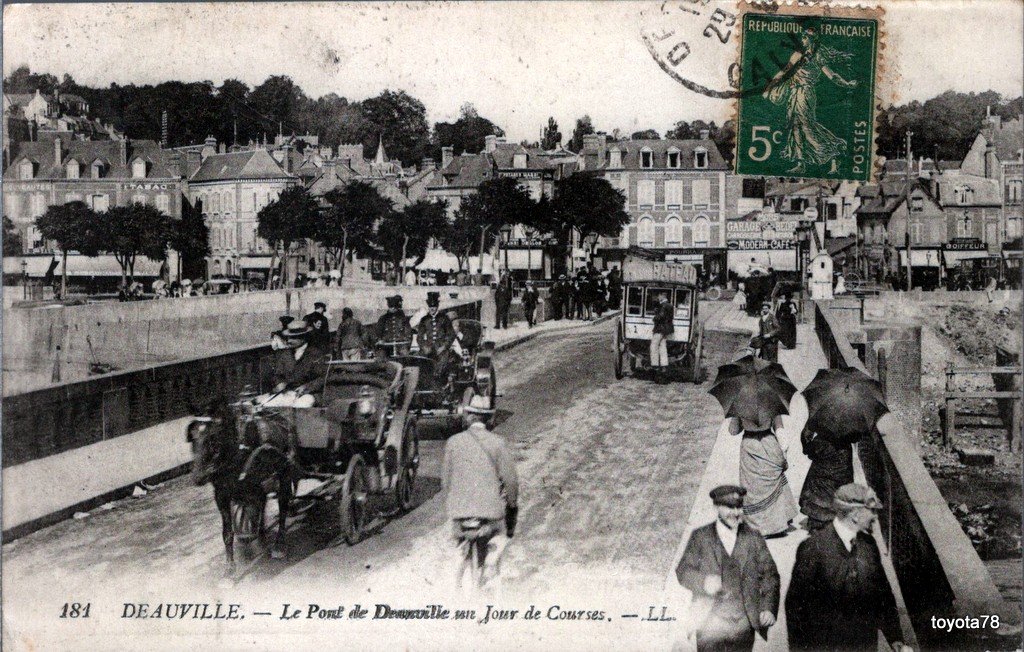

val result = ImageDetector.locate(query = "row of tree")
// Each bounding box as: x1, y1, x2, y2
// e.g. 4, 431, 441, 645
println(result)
33, 201, 210, 296
254, 174, 630, 284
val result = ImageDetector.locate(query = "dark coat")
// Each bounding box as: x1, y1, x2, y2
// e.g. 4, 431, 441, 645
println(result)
758, 313, 780, 362
494, 278, 513, 307
416, 311, 456, 356
272, 343, 328, 388
522, 287, 539, 309
336, 317, 366, 352
798, 430, 854, 527
653, 301, 675, 336
303, 311, 331, 348
676, 522, 780, 640
785, 524, 902, 652
376, 310, 413, 344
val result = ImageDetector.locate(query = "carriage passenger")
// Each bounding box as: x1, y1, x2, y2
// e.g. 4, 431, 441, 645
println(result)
269, 325, 329, 405
416, 291, 458, 379
375, 294, 413, 357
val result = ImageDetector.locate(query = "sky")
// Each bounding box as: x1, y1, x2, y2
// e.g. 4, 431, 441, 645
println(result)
3, 1, 1022, 142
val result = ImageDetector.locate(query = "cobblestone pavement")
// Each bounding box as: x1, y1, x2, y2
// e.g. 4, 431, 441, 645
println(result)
3, 304, 743, 651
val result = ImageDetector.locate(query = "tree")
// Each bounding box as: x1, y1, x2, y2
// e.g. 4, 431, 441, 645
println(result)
172, 199, 210, 281
3, 217, 23, 256
256, 186, 319, 288
97, 203, 175, 286
457, 178, 537, 271
433, 103, 506, 158
569, 115, 595, 152
541, 117, 562, 150
439, 208, 481, 273
35, 202, 102, 297
550, 174, 629, 255
666, 119, 736, 165
374, 199, 449, 278
317, 181, 392, 279
631, 129, 661, 140
360, 90, 432, 166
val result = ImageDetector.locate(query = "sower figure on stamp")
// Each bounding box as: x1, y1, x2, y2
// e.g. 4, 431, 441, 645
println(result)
786, 483, 910, 652
676, 485, 780, 652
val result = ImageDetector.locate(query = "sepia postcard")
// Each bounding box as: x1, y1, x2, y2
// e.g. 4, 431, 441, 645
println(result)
1, 1, 1022, 650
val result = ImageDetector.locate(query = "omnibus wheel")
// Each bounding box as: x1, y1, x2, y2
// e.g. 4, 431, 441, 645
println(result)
395, 421, 419, 513
613, 325, 624, 380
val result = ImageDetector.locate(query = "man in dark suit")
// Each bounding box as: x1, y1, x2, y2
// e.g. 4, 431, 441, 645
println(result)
271, 324, 328, 392
676, 485, 780, 652
785, 483, 909, 652
303, 301, 331, 348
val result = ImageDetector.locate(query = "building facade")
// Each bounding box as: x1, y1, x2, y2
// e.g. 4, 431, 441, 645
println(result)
582, 133, 735, 282
960, 112, 1023, 241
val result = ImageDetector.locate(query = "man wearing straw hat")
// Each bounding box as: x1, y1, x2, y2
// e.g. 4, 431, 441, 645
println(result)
785, 483, 909, 652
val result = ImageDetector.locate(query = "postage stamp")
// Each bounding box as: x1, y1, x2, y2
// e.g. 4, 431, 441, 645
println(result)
734, 10, 880, 181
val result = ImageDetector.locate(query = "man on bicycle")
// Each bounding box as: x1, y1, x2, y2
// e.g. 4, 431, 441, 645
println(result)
441, 395, 519, 588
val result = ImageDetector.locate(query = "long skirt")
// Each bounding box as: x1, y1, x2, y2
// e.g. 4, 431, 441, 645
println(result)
778, 313, 797, 350
740, 430, 798, 536
798, 439, 854, 530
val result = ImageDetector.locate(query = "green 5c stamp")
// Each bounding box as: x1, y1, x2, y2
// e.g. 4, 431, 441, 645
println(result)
735, 12, 879, 181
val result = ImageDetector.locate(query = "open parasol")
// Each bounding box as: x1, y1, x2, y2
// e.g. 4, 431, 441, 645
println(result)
709, 354, 797, 431
802, 367, 888, 443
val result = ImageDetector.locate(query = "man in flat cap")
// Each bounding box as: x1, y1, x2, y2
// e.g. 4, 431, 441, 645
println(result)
676, 485, 780, 652
375, 294, 413, 358
303, 301, 331, 349
757, 301, 780, 362
785, 483, 909, 652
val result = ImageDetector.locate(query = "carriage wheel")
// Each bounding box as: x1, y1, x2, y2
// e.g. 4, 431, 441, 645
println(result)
705, 285, 722, 301
395, 421, 419, 513
340, 455, 369, 545
613, 325, 624, 380
232, 495, 266, 562
486, 367, 498, 429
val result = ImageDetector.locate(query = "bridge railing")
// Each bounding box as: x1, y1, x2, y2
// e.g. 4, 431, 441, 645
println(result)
813, 301, 1015, 649
2, 300, 481, 469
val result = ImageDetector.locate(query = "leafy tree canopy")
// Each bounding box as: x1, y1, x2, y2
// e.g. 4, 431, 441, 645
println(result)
433, 103, 506, 158
631, 129, 661, 140
374, 199, 449, 268
541, 117, 562, 150
550, 174, 629, 244
318, 181, 393, 265
256, 186, 319, 251
569, 115, 595, 153
666, 119, 736, 165
4, 217, 23, 256
97, 203, 176, 281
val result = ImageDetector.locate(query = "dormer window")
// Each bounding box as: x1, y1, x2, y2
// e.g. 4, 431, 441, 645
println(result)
694, 147, 708, 169
609, 148, 622, 168
513, 152, 527, 169
667, 148, 681, 169
91, 160, 104, 179
954, 186, 974, 205
66, 160, 80, 179
640, 148, 653, 169
19, 159, 34, 180
132, 158, 147, 179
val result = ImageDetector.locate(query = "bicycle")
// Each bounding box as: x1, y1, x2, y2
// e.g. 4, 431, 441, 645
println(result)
454, 517, 509, 597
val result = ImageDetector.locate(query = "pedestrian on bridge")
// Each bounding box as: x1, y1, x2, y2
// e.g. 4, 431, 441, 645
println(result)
676, 485, 780, 652
729, 415, 798, 538
785, 483, 909, 652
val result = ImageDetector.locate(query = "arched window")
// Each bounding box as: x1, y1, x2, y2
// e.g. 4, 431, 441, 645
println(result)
65, 160, 80, 179
131, 158, 147, 179
665, 216, 682, 246
638, 216, 655, 247
693, 215, 711, 246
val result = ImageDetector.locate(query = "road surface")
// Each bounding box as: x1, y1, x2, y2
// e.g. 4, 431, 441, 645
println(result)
3, 310, 744, 650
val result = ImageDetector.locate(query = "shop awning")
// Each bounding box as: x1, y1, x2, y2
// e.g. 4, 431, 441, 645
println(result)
942, 250, 992, 266
898, 249, 940, 268
665, 253, 705, 265
1003, 250, 1023, 260
497, 249, 543, 271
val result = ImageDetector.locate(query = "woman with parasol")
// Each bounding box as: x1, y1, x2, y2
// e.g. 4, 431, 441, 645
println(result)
710, 355, 799, 537
798, 367, 888, 530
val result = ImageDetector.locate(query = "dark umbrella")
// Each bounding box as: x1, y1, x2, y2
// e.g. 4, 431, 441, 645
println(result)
709, 355, 797, 431
802, 367, 888, 442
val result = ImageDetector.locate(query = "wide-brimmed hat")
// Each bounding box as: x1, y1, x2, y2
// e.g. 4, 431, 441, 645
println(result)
710, 484, 746, 507
464, 394, 494, 415
281, 325, 313, 341
426, 291, 441, 307
314, 301, 327, 310
386, 294, 403, 308
278, 315, 295, 328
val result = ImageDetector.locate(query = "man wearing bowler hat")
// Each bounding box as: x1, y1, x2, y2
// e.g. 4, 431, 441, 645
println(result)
375, 294, 413, 358
676, 485, 780, 652
786, 483, 909, 652
271, 323, 328, 395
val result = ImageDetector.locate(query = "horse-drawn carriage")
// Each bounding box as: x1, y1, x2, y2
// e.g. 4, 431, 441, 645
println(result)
187, 359, 421, 567
396, 318, 498, 428
612, 255, 704, 383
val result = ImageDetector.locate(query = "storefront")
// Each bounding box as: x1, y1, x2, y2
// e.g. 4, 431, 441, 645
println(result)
663, 248, 728, 285
940, 238, 995, 288
897, 247, 942, 290
497, 236, 554, 281
726, 215, 801, 277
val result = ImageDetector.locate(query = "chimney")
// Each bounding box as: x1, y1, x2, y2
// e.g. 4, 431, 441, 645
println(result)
421, 157, 436, 171
484, 135, 497, 153
186, 149, 202, 173
201, 135, 217, 161
984, 142, 997, 179
119, 138, 127, 166
699, 129, 710, 140
582, 133, 607, 166
53, 135, 63, 166
218, 143, 226, 154
169, 152, 182, 179
282, 143, 293, 173
441, 146, 454, 170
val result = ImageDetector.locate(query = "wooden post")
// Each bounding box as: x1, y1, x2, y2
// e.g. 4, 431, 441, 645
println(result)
877, 348, 888, 398
944, 362, 955, 449
1013, 371, 1022, 453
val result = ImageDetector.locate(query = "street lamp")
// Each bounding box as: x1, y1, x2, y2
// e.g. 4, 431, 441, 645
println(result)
500, 224, 512, 276
21, 259, 28, 300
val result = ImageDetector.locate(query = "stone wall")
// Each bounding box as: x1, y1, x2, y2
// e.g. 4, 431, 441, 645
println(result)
2, 282, 492, 395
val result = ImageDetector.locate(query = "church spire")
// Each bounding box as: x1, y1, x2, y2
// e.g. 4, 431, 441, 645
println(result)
374, 134, 387, 165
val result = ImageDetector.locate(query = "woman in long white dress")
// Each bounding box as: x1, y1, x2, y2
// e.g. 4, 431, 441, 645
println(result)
729, 415, 798, 536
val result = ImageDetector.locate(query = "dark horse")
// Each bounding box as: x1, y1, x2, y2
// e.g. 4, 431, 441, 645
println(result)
186, 399, 294, 572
